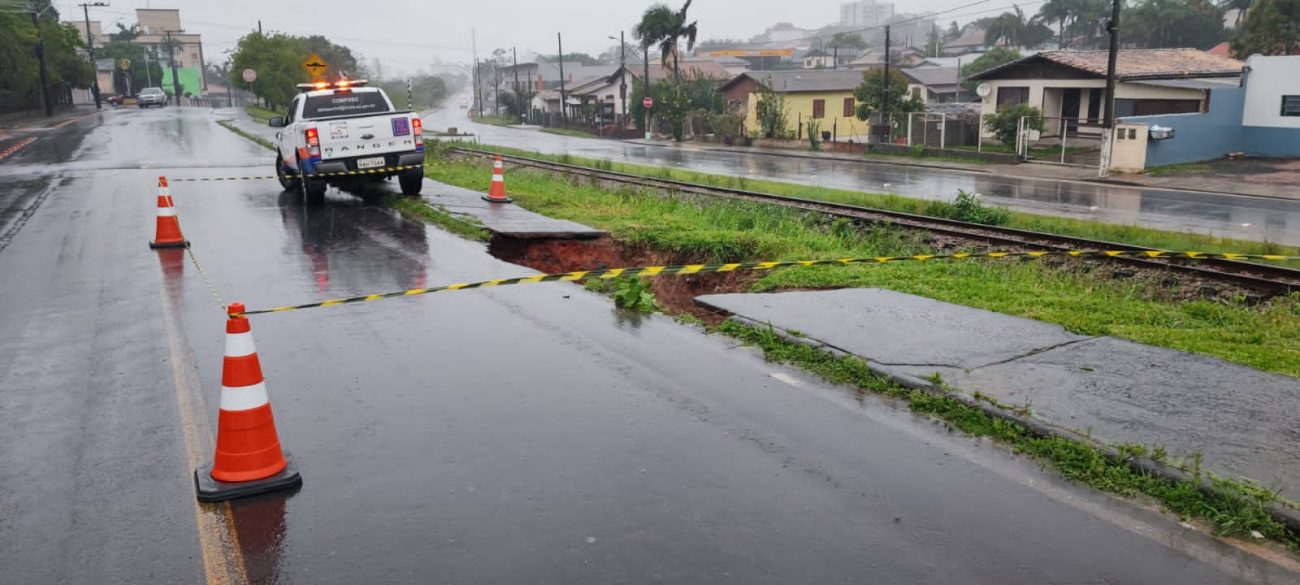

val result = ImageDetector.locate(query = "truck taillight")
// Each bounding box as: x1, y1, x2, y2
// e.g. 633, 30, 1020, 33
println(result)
305, 127, 320, 157
412, 117, 422, 138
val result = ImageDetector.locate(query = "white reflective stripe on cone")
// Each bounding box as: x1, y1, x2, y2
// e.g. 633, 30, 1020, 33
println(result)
220, 381, 270, 411
225, 332, 257, 358
492, 175, 504, 182
158, 188, 170, 197
157, 207, 177, 217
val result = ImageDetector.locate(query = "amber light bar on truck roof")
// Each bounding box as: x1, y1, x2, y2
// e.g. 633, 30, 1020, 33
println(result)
295, 79, 370, 92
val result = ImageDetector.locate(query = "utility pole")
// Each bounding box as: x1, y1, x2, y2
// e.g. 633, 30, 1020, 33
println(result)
472, 28, 483, 118
28, 1, 54, 117
79, 2, 108, 109
257, 20, 262, 35
881, 24, 891, 143
557, 33, 567, 126
512, 46, 521, 123
643, 40, 650, 140
619, 31, 627, 129
492, 58, 500, 115
1098, 0, 1122, 177
163, 29, 184, 106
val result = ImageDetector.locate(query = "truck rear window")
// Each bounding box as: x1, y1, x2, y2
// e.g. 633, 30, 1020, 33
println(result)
303, 91, 390, 119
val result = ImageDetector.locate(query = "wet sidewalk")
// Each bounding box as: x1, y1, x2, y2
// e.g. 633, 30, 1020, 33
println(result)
697, 288, 1300, 501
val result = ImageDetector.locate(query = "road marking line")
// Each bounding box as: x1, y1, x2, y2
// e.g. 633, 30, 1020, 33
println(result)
160, 287, 250, 585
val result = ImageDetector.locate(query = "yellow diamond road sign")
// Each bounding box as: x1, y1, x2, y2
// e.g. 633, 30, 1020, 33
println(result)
303, 53, 329, 81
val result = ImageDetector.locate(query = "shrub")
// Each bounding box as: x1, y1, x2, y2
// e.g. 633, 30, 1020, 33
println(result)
983, 104, 1044, 147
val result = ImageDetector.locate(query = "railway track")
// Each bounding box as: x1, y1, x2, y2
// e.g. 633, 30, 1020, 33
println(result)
452, 147, 1300, 296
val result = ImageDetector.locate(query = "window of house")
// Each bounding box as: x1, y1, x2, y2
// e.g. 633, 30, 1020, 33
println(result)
812, 99, 825, 119
996, 86, 1029, 111
1282, 95, 1300, 117
911, 87, 922, 101
843, 97, 855, 117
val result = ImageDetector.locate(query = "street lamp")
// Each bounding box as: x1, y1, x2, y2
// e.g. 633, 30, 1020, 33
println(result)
608, 33, 627, 130
78, 1, 109, 109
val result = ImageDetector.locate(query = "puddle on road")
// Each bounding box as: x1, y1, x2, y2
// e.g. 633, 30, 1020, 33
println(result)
488, 235, 757, 324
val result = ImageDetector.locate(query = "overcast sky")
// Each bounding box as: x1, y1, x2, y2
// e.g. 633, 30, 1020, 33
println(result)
70, 0, 994, 76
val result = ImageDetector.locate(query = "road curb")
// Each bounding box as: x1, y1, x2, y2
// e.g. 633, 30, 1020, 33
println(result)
725, 314, 1300, 536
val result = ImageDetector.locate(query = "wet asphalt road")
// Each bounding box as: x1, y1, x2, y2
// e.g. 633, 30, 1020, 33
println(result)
0, 107, 1295, 583
427, 99, 1300, 246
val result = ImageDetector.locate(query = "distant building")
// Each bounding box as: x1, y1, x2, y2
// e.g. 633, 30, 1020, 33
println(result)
900, 67, 971, 104
839, 0, 895, 28
1115, 55, 1300, 170
67, 8, 207, 99
968, 49, 1244, 141
719, 70, 870, 141
131, 9, 206, 96
802, 50, 835, 69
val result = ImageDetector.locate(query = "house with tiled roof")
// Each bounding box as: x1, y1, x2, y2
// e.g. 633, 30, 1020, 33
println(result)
719, 70, 872, 141
967, 49, 1243, 139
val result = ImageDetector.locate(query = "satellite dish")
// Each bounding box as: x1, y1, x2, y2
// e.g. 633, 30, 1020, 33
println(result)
976, 83, 991, 98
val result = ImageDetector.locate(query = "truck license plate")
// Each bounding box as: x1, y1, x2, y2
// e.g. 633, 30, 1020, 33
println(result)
356, 157, 385, 169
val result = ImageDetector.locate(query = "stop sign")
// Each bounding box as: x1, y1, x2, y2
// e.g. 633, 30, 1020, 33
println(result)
242, 68, 257, 83
643, 96, 654, 108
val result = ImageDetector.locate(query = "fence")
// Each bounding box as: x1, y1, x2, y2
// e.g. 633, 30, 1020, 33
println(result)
905, 112, 980, 149
1016, 116, 1103, 166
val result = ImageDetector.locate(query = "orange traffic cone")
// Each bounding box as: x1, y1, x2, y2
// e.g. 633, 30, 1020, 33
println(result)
149, 176, 189, 249
195, 302, 302, 502
481, 155, 512, 203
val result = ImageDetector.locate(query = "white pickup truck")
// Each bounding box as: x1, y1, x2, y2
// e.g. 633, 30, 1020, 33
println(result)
269, 80, 424, 198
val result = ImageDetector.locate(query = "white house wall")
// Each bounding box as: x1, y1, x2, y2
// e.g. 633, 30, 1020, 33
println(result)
1242, 55, 1300, 128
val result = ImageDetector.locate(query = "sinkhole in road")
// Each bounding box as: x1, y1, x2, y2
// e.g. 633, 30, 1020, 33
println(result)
488, 235, 759, 323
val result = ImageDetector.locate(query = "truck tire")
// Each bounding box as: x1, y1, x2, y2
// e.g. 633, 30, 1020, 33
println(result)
398, 169, 423, 196
298, 158, 327, 202
276, 157, 300, 190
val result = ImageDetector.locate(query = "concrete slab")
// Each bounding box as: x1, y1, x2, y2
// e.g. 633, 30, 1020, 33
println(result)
422, 180, 605, 239
698, 288, 1300, 499
696, 289, 1088, 370
948, 337, 1300, 499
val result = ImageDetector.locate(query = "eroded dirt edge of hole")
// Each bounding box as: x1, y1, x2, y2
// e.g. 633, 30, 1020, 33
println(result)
488, 234, 758, 324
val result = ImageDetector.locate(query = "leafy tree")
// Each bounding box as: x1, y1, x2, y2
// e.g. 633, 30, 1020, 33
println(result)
983, 104, 1044, 147
805, 119, 822, 150
1037, 0, 1081, 48
753, 83, 791, 139
377, 75, 450, 111
633, 0, 699, 82
1127, 0, 1226, 49
828, 32, 867, 51
228, 32, 365, 110
108, 23, 141, 42
853, 69, 924, 122
228, 32, 308, 110
1230, 0, 1300, 55
946, 21, 962, 40
98, 42, 163, 94
960, 47, 1021, 90
696, 38, 745, 51
925, 24, 944, 56
540, 52, 607, 66
0, 5, 92, 111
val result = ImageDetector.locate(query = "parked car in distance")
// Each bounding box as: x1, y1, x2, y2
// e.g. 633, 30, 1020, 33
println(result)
138, 87, 167, 108
105, 95, 125, 106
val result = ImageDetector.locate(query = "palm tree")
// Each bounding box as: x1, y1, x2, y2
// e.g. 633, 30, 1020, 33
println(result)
633, 0, 699, 83
985, 6, 1028, 47
1221, 0, 1253, 27
1037, 0, 1079, 48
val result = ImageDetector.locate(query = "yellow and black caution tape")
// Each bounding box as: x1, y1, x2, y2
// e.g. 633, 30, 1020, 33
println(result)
169, 163, 428, 182
236, 250, 1299, 317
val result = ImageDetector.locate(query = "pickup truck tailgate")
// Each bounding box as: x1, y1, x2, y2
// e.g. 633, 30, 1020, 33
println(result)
318, 113, 419, 160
